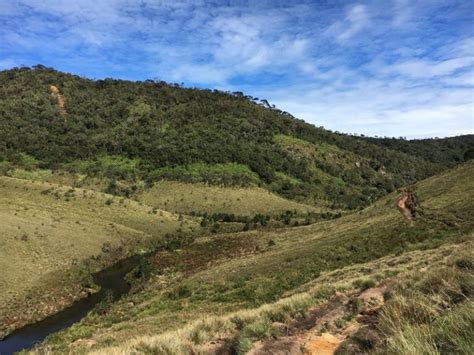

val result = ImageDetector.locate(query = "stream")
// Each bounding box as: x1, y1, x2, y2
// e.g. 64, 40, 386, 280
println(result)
0, 255, 140, 354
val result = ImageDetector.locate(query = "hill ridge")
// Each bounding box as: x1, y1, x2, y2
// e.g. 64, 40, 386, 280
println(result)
1, 65, 473, 210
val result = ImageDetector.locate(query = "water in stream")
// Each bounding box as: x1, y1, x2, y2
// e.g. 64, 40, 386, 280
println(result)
0, 256, 140, 355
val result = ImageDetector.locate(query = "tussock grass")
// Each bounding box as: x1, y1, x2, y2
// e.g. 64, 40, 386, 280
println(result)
93, 241, 474, 355
375, 246, 474, 355
90, 293, 319, 354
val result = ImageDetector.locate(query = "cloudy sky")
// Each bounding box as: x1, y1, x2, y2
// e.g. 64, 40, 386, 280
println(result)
1, 0, 473, 138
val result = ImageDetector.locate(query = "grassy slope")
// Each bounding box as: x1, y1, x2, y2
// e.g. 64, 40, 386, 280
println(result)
7, 168, 323, 216
0, 176, 199, 336
96, 238, 473, 355
36, 162, 474, 353
136, 180, 322, 216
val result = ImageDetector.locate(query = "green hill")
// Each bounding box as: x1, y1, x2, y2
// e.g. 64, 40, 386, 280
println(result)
1, 66, 473, 354
1, 66, 473, 209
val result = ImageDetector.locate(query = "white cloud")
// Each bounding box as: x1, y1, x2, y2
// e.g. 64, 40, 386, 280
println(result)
387, 57, 474, 79
255, 65, 474, 138
392, 0, 412, 27
167, 63, 230, 85
443, 70, 474, 86
328, 4, 370, 42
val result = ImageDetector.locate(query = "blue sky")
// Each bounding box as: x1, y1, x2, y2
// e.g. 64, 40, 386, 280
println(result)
1, 0, 473, 138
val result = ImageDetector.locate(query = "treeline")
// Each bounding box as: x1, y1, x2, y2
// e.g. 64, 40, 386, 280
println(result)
354, 135, 474, 167
0, 66, 472, 209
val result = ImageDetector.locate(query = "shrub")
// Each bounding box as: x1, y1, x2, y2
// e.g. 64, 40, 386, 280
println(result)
352, 278, 376, 291
211, 223, 220, 233
349, 298, 365, 314
241, 319, 272, 340
0, 161, 12, 175
455, 258, 473, 270
93, 289, 114, 315
101, 242, 112, 253
168, 285, 192, 299
134, 257, 152, 279
236, 336, 253, 354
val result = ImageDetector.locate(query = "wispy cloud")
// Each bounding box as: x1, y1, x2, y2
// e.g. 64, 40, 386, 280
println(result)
0, 0, 473, 138
327, 4, 370, 42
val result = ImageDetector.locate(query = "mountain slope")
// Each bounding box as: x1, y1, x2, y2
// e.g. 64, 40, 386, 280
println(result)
0, 176, 199, 337
1, 66, 472, 209
33, 162, 474, 354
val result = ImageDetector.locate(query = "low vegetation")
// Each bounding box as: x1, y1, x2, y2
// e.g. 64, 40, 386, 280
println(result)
0, 176, 199, 338
136, 180, 322, 216
26, 162, 474, 354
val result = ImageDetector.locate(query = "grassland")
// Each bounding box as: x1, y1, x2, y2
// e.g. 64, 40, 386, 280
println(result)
136, 180, 322, 216
31, 162, 474, 354
0, 176, 199, 338
7, 167, 324, 217
0, 169, 323, 339
89, 238, 473, 355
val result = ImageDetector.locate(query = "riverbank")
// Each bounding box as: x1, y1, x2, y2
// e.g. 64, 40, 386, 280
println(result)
0, 254, 142, 354
0, 246, 142, 341
0, 175, 199, 342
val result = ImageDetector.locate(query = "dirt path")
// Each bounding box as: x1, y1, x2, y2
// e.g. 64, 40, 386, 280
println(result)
249, 286, 386, 355
304, 333, 341, 355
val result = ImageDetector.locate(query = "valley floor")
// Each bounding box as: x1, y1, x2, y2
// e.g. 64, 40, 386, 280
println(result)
1, 163, 473, 354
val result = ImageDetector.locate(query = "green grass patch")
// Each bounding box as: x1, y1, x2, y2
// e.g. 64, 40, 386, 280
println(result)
148, 162, 260, 186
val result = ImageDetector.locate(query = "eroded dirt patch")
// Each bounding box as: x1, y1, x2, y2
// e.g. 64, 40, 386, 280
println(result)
50, 84, 66, 117
248, 286, 386, 355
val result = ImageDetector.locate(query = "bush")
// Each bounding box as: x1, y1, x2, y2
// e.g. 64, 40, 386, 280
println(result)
0, 161, 12, 175
93, 289, 114, 315
134, 257, 152, 279
101, 242, 112, 253
168, 285, 192, 299
455, 258, 473, 270
211, 223, 220, 233
236, 336, 253, 354
352, 278, 376, 291
349, 298, 365, 314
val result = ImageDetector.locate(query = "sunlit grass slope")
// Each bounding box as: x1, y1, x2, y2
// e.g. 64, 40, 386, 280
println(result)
93, 238, 473, 355
36, 162, 474, 353
136, 180, 322, 216
0, 176, 198, 336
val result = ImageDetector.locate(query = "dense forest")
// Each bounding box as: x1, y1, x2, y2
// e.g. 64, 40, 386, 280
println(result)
1, 65, 473, 209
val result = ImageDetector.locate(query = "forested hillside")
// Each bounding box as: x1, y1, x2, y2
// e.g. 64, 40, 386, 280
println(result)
1, 66, 472, 209
354, 135, 473, 167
